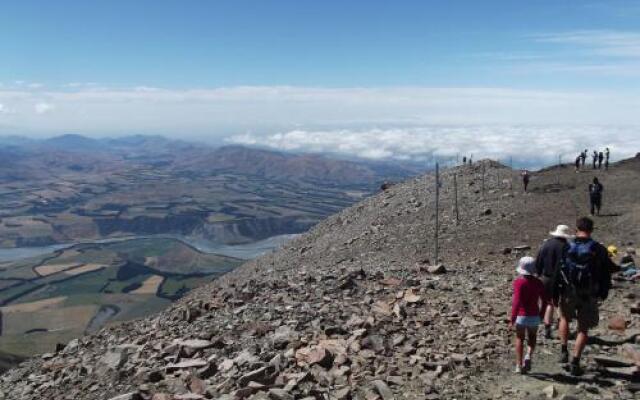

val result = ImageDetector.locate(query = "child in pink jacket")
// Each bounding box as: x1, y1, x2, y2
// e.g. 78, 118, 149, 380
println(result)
510, 256, 546, 374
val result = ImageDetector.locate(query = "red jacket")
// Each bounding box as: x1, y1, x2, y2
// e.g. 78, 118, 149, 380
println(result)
511, 275, 546, 324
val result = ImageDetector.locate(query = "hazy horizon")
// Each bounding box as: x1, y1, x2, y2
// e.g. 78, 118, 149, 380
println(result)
2, 1, 640, 165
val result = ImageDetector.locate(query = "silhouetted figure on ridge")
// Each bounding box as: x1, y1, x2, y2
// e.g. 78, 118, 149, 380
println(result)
598, 152, 604, 169
522, 170, 530, 192
589, 177, 603, 216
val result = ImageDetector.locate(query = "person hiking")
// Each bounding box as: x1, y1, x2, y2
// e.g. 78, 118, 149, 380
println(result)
598, 152, 604, 169
592, 150, 598, 169
589, 177, 603, 216
580, 150, 587, 167
535, 225, 573, 339
556, 217, 613, 376
605, 147, 610, 170
522, 170, 530, 192
510, 256, 546, 374
574, 155, 581, 172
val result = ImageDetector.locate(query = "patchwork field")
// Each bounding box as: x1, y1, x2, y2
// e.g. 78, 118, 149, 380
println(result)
0, 238, 242, 357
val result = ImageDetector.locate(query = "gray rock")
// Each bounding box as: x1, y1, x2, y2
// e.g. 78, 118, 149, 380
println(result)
372, 379, 395, 400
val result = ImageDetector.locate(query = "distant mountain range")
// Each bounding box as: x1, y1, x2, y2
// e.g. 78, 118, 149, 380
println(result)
0, 134, 423, 185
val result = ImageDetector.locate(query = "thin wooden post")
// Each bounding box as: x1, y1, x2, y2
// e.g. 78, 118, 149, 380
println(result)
453, 172, 459, 225
481, 162, 485, 197
557, 154, 562, 185
509, 156, 514, 192
434, 162, 440, 263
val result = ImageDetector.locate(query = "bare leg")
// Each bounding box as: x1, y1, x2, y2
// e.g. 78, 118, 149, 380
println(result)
573, 326, 589, 360
559, 317, 569, 346
515, 326, 525, 368
544, 304, 554, 326
527, 328, 537, 357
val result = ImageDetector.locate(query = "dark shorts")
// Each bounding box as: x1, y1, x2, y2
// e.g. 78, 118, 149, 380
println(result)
559, 291, 599, 329
540, 275, 556, 301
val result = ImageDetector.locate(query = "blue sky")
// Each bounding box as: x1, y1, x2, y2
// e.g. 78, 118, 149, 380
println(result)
2, 0, 639, 88
1, 1, 640, 163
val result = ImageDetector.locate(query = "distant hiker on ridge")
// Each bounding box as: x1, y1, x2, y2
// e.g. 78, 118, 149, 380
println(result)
605, 147, 610, 170
589, 177, 604, 216
598, 151, 604, 169
556, 217, 613, 376
510, 256, 546, 374
580, 150, 587, 167
522, 170, 530, 192
535, 225, 573, 339
592, 150, 598, 169
574, 155, 581, 173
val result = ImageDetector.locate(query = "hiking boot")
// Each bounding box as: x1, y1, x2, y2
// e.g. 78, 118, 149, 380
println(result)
522, 357, 532, 374
559, 350, 569, 364
569, 362, 583, 376
544, 325, 552, 339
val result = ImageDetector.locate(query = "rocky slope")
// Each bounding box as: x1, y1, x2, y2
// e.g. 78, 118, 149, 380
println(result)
2, 156, 640, 400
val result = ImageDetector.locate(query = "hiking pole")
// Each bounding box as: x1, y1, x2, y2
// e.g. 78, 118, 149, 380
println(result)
434, 162, 440, 263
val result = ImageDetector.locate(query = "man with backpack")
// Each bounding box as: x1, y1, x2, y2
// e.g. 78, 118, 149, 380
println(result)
589, 177, 604, 216
535, 225, 572, 339
557, 217, 613, 376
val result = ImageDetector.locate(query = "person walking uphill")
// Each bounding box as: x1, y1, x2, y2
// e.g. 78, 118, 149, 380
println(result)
522, 170, 530, 192
535, 225, 572, 339
557, 217, 613, 376
589, 177, 604, 216
510, 256, 546, 374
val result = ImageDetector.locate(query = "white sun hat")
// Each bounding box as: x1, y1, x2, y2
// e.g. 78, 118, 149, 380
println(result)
516, 256, 537, 276
549, 225, 574, 239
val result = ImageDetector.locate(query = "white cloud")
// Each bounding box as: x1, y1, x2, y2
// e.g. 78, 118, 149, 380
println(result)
535, 30, 640, 59
0, 103, 15, 115
0, 85, 637, 164
229, 126, 639, 168
0, 85, 638, 136
34, 102, 55, 114
511, 30, 640, 77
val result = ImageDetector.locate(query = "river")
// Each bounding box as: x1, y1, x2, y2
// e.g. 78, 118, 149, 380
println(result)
0, 234, 298, 264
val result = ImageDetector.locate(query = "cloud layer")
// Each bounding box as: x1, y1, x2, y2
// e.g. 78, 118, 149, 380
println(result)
0, 84, 638, 167
1, 85, 639, 136
230, 126, 640, 168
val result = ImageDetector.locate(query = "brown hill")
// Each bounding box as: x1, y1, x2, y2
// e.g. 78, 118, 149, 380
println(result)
181, 145, 419, 185
2, 156, 639, 399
